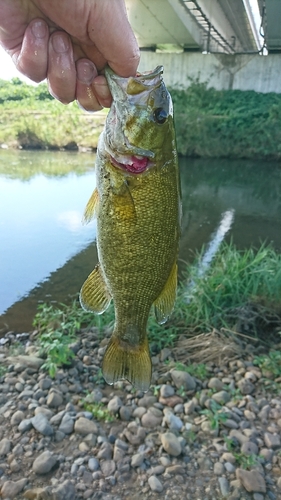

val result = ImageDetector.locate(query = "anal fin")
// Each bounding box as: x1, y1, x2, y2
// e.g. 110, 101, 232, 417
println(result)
102, 336, 152, 392
154, 261, 178, 325
80, 264, 111, 314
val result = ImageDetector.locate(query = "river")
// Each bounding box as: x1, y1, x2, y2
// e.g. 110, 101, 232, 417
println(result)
0, 150, 281, 333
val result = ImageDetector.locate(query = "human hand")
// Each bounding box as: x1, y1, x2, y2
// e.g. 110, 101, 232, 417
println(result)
0, 0, 139, 111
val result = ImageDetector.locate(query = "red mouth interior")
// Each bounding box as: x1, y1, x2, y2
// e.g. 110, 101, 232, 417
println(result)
111, 155, 148, 173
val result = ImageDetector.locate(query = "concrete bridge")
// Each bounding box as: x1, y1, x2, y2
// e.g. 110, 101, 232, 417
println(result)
125, 0, 281, 93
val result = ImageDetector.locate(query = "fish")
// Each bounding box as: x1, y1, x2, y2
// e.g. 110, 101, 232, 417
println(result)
80, 66, 181, 391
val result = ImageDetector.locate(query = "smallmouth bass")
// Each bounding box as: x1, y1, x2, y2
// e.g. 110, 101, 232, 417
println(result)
80, 66, 181, 391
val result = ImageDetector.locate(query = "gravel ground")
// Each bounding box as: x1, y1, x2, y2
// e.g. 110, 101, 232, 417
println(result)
0, 327, 280, 500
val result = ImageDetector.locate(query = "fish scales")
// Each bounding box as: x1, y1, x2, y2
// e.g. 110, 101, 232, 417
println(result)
80, 66, 181, 391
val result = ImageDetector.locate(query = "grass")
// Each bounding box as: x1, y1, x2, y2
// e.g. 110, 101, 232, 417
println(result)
178, 241, 281, 335
253, 350, 281, 377
200, 400, 228, 431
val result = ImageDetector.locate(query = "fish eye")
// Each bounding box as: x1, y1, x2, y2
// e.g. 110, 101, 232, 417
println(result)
153, 107, 168, 124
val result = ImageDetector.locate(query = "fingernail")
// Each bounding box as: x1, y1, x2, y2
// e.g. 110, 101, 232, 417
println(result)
77, 61, 96, 85
52, 33, 69, 53
31, 20, 47, 39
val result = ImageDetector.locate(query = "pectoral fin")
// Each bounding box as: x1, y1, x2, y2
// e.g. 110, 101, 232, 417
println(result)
154, 261, 178, 325
79, 264, 111, 314
83, 188, 99, 224
113, 181, 136, 222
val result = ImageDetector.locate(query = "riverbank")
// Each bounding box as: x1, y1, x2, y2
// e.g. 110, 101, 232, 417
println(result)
1, 78, 281, 160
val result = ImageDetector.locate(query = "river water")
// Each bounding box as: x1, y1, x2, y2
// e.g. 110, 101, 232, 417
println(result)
0, 150, 281, 333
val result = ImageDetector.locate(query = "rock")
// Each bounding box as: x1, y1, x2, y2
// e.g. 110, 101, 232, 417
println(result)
211, 390, 231, 404
32, 450, 57, 474
141, 409, 162, 428
47, 390, 63, 408
264, 432, 281, 449
138, 395, 157, 407
1, 478, 28, 499
214, 462, 224, 475
23, 488, 46, 499
160, 432, 181, 456
218, 477, 230, 497
184, 401, 195, 414
229, 429, 249, 445
107, 396, 123, 413
18, 418, 33, 433
148, 475, 163, 493
51, 480, 76, 500
131, 452, 145, 467
100, 459, 116, 476
160, 384, 175, 398
170, 370, 196, 391
237, 379, 255, 395
208, 377, 224, 391
88, 457, 99, 471
163, 409, 183, 431
236, 468, 266, 493
97, 442, 113, 460
0, 437, 11, 456
7, 355, 44, 369
58, 413, 75, 434
241, 441, 259, 455
74, 417, 98, 435
31, 413, 53, 436
34, 406, 53, 419
11, 410, 25, 425
119, 405, 132, 421
38, 378, 52, 391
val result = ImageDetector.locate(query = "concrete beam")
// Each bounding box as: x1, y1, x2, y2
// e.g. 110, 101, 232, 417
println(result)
139, 51, 281, 93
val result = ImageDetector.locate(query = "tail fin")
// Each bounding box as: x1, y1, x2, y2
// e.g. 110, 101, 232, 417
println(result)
102, 336, 152, 392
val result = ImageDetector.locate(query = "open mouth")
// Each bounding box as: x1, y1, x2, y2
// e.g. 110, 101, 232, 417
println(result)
110, 154, 149, 174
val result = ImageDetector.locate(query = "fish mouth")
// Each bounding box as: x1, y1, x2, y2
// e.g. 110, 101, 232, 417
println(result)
110, 153, 152, 174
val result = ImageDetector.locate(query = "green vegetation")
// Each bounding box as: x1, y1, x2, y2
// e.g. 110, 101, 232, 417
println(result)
0, 78, 105, 150
178, 241, 281, 334
200, 400, 228, 431
173, 361, 208, 380
253, 350, 281, 377
81, 399, 115, 423
2, 77, 281, 158
31, 241, 281, 376
33, 301, 97, 377
170, 79, 281, 159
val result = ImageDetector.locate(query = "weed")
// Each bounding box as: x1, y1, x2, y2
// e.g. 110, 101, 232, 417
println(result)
200, 400, 228, 431
233, 452, 259, 469
0, 366, 7, 377
253, 350, 281, 377
81, 398, 115, 423
8, 341, 25, 356
177, 386, 186, 397
173, 362, 208, 381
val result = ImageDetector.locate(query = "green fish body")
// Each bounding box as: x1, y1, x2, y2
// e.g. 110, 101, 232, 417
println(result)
80, 66, 181, 391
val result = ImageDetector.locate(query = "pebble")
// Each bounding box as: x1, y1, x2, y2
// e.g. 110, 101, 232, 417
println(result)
161, 432, 182, 456
236, 468, 267, 493
32, 450, 57, 474
170, 370, 196, 390
31, 413, 54, 436
148, 475, 163, 493
74, 417, 98, 435
58, 413, 75, 434
218, 477, 230, 497
0, 437, 11, 456
1, 478, 28, 499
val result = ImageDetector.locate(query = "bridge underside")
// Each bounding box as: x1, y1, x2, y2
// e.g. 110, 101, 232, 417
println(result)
125, 0, 280, 54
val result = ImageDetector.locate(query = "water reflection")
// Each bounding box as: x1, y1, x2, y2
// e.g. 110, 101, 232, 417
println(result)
0, 152, 281, 333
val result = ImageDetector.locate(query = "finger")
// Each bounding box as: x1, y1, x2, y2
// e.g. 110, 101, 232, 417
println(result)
76, 59, 112, 111
12, 19, 49, 83
76, 59, 102, 111
47, 31, 76, 104
88, 0, 140, 77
